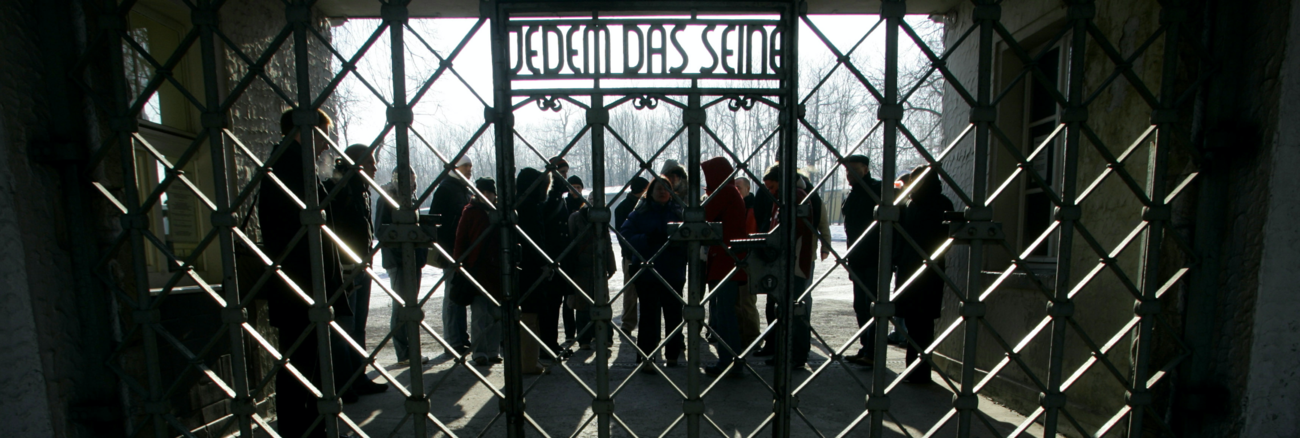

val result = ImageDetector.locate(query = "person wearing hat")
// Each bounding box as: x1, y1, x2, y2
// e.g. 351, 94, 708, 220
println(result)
565, 175, 586, 213
840, 154, 883, 368
454, 177, 505, 366
561, 174, 586, 341
515, 168, 553, 374
614, 176, 650, 333
760, 164, 816, 370
431, 155, 474, 355
661, 159, 689, 200
540, 157, 574, 354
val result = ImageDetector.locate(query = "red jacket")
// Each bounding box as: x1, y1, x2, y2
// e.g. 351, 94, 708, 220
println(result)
770, 187, 814, 279
453, 200, 502, 300
702, 158, 749, 283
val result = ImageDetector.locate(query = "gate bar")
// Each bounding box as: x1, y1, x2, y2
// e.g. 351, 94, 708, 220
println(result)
488, 1, 528, 435
105, 0, 169, 434
290, 0, 342, 435
196, 0, 256, 435
1130, 0, 1185, 434
957, 1, 999, 436
869, 1, 903, 436
772, 1, 800, 436
1044, 1, 1093, 435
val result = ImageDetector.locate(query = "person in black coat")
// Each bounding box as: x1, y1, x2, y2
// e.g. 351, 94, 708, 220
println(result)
323, 144, 389, 398
515, 168, 552, 374
840, 155, 883, 367
430, 156, 474, 354
614, 176, 650, 333
561, 174, 585, 341
539, 169, 574, 356
565, 175, 586, 213
258, 109, 347, 438
894, 166, 954, 384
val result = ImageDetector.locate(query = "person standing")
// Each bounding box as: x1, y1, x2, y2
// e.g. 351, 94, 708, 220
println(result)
701, 158, 748, 377
732, 177, 762, 352
515, 168, 552, 374
661, 159, 689, 200
430, 156, 474, 355
565, 175, 586, 213
377, 168, 431, 367
567, 196, 617, 350
259, 109, 347, 437
614, 176, 650, 333
540, 158, 573, 356
620, 177, 687, 371
840, 155, 882, 367
894, 167, 953, 384
800, 174, 833, 263
325, 144, 389, 398
455, 177, 504, 367
761, 165, 815, 370
561, 175, 585, 342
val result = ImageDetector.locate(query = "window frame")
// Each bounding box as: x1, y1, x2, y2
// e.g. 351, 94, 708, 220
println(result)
1017, 37, 1069, 266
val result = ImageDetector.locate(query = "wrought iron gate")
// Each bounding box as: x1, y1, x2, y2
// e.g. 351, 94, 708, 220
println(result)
84, 0, 1199, 437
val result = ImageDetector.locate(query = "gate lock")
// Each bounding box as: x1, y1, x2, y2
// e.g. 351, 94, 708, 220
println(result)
730, 231, 787, 299
946, 209, 1004, 243
378, 210, 438, 247
666, 221, 723, 242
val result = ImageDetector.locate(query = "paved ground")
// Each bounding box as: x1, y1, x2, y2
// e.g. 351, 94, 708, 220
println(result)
272, 233, 1050, 437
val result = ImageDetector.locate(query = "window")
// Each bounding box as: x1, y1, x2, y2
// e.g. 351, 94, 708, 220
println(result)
1020, 44, 1066, 261
125, 2, 218, 289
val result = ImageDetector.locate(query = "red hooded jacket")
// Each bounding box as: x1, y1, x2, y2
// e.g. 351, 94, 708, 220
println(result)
702, 158, 749, 283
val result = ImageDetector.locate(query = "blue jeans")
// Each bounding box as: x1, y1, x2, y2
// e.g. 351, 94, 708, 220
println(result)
470, 294, 502, 359
708, 281, 742, 366
443, 270, 469, 350
389, 266, 418, 360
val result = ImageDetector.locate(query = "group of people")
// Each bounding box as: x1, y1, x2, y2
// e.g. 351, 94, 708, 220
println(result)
259, 109, 954, 437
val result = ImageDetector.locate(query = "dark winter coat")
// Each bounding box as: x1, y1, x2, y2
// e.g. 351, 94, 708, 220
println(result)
258, 140, 348, 327
323, 166, 372, 260
567, 206, 617, 309
454, 199, 502, 301
620, 197, 686, 285
895, 173, 954, 320
430, 177, 471, 263
750, 185, 775, 233
515, 168, 552, 313
842, 177, 883, 278
543, 175, 574, 294
614, 194, 640, 259
702, 158, 749, 283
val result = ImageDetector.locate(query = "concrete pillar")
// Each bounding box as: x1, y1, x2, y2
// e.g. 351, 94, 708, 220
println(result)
0, 113, 56, 437
1242, 2, 1300, 436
